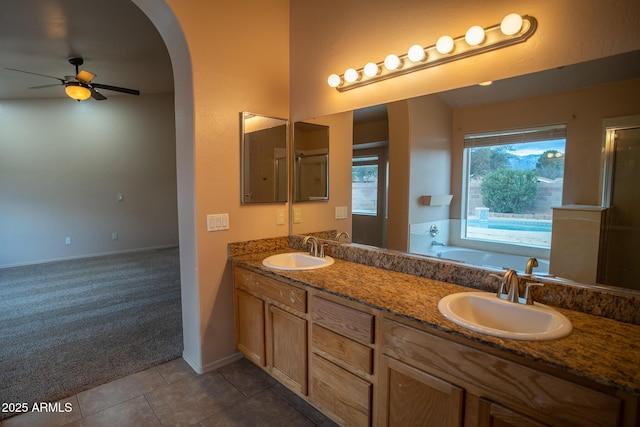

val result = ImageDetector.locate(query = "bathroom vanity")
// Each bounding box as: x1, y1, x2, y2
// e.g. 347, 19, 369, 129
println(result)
231, 242, 640, 427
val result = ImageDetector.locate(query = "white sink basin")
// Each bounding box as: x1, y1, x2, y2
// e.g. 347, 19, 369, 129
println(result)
262, 252, 334, 271
438, 292, 572, 341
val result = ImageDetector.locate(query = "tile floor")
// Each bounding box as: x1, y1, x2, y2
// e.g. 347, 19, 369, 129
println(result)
1, 357, 339, 427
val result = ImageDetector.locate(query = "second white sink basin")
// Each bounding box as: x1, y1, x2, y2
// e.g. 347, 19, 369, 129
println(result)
262, 252, 334, 271
438, 292, 572, 341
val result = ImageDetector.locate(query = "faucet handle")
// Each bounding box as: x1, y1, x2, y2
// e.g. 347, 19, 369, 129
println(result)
522, 282, 544, 305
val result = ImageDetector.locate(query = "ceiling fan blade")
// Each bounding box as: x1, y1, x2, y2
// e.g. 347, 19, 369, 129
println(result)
90, 83, 140, 96
29, 83, 64, 89
5, 67, 65, 82
89, 87, 107, 101
76, 69, 96, 84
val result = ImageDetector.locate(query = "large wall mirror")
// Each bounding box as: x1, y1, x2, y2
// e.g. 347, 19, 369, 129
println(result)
241, 112, 288, 204
291, 49, 640, 292
293, 121, 330, 201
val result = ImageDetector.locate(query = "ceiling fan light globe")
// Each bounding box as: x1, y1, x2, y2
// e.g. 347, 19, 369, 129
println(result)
65, 83, 91, 101
76, 69, 96, 83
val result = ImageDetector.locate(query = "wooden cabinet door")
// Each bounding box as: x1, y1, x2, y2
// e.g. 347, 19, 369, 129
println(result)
269, 305, 308, 395
378, 355, 464, 427
235, 289, 266, 366
478, 399, 549, 427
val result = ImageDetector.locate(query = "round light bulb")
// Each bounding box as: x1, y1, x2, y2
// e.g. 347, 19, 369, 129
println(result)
384, 54, 401, 71
407, 44, 426, 62
500, 13, 523, 36
465, 25, 485, 46
363, 62, 379, 78
327, 74, 341, 88
436, 35, 454, 54
344, 68, 360, 83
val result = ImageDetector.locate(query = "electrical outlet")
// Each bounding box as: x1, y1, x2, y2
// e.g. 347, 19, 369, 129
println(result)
65, 237, 72, 245
112, 232, 118, 240
276, 209, 285, 225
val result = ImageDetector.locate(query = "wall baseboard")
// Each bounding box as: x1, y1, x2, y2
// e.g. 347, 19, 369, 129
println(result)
182, 351, 243, 375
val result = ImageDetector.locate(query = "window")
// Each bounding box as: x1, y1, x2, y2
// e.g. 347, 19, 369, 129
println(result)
463, 124, 566, 248
352, 155, 379, 215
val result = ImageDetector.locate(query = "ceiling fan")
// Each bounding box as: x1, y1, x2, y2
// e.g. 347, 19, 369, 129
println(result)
5, 57, 140, 101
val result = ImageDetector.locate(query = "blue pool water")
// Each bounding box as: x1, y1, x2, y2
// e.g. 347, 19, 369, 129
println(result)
468, 219, 552, 232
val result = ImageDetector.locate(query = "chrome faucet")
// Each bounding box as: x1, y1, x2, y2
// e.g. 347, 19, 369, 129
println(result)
525, 257, 538, 275
431, 240, 446, 247
500, 269, 521, 303
491, 269, 544, 305
302, 235, 319, 257
335, 231, 350, 242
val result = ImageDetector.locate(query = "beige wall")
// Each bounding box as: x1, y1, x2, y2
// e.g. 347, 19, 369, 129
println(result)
0, 94, 178, 268
407, 96, 453, 232
291, 0, 640, 121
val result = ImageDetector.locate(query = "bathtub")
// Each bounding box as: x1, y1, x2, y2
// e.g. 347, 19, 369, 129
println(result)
425, 246, 550, 275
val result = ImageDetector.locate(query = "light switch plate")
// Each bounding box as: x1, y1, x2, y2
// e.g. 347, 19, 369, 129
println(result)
335, 206, 348, 220
276, 209, 285, 225
207, 213, 229, 231
293, 207, 302, 224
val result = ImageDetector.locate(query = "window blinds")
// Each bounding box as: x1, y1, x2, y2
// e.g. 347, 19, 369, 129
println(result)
464, 124, 567, 148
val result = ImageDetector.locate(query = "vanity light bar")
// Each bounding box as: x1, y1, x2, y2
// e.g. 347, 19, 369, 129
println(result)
328, 14, 537, 92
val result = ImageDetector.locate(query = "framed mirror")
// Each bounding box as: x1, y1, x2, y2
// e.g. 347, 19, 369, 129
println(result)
293, 121, 330, 201
241, 112, 288, 204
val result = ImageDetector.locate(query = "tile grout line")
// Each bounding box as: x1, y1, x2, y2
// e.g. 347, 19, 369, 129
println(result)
267, 385, 325, 426
143, 393, 165, 427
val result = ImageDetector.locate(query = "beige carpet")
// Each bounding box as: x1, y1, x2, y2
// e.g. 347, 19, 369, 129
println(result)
0, 247, 183, 419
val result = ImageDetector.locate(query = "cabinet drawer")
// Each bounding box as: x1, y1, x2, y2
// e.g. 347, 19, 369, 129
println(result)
312, 324, 373, 375
311, 296, 374, 344
234, 267, 306, 313
382, 319, 622, 427
310, 353, 372, 427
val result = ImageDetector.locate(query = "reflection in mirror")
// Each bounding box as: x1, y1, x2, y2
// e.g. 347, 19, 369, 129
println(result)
293, 122, 329, 201
241, 112, 288, 204
293, 50, 640, 292
352, 106, 389, 248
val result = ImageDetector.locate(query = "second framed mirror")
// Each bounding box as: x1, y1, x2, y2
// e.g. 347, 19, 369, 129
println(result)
293, 121, 329, 202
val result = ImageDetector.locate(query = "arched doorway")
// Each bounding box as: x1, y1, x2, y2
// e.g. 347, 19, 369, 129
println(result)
130, 0, 199, 368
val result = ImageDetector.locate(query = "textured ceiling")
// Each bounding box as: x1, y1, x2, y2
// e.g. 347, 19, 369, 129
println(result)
0, 0, 173, 100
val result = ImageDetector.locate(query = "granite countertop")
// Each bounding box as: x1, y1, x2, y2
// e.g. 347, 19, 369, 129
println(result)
231, 249, 640, 395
